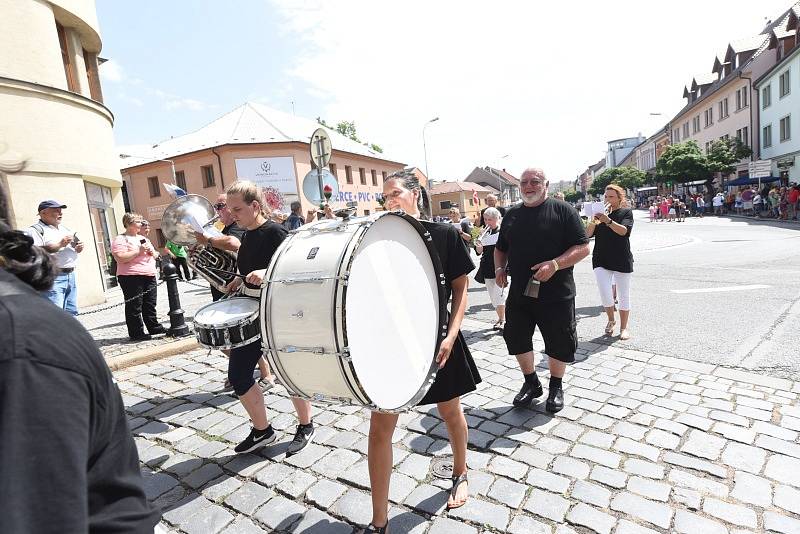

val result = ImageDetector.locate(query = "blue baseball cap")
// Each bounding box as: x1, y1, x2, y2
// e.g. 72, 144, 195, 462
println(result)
38, 200, 67, 211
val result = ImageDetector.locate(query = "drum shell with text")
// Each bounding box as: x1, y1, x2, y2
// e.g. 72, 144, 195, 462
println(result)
260, 212, 447, 412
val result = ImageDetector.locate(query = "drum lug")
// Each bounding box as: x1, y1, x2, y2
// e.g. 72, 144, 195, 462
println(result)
340, 348, 351, 362
290, 310, 304, 319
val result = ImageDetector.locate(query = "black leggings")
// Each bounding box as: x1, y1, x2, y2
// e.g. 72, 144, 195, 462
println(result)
117, 275, 159, 337
229, 340, 263, 396
173, 257, 192, 280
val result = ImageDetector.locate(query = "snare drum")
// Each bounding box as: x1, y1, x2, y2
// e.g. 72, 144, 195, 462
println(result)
194, 297, 260, 350
260, 211, 447, 412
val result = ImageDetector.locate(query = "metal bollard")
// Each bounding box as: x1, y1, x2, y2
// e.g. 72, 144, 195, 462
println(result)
161, 259, 190, 337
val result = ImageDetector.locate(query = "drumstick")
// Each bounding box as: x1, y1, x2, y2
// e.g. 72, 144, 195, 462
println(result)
203, 266, 245, 278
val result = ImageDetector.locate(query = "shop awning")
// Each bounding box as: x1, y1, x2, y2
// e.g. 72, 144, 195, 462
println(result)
636, 186, 657, 192
725, 176, 782, 186
683, 180, 707, 186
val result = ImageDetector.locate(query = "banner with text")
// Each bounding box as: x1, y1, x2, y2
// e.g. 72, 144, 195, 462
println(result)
234, 157, 299, 211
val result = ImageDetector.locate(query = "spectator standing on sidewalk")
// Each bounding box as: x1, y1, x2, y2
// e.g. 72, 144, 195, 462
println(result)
112, 213, 166, 341
789, 184, 799, 220
753, 191, 763, 217
713, 192, 725, 215
0, 181, 159, 532
24, 200, 84, 315
696, 194, 705, 218
284, 201, 305, 230
165, 239, 193, 281
494, 167, 590, 413
448, 207, 473, 244
742, 186, 754, 216
585, 184, 634, 340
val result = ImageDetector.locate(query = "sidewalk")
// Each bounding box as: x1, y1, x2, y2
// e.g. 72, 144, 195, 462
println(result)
77, 278, 213, 359
119, 317, 800, 534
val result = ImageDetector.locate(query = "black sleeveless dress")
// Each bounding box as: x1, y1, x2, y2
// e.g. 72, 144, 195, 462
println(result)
417, 221, 482, 405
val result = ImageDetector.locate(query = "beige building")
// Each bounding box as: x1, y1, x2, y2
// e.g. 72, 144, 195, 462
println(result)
429, 181, 497, 220
119, 102, 408, 246
667, 6, 799, 185
463, 166, 520, 205
0, 0, 124, 305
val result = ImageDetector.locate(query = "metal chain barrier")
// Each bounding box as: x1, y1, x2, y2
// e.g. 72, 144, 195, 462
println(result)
75, 279, 167, 316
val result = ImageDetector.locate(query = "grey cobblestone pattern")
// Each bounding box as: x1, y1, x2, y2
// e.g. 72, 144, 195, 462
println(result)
78, 278, 213, 358
117, 318, 800, 533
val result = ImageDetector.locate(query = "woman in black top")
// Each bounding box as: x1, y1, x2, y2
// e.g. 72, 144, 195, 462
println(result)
585, 184, 634, 340
474, 206, 506, 330
223, 181, 314, 455
359, 171, 481, 534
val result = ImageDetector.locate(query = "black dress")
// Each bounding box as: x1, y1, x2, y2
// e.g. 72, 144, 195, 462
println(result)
417, 220, 482, 405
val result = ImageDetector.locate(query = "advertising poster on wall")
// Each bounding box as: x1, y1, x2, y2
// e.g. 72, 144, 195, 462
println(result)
234, 156, 298, 212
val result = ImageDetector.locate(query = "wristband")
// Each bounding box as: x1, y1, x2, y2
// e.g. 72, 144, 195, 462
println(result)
495, 267, 505, 273
552, 259, 559, 271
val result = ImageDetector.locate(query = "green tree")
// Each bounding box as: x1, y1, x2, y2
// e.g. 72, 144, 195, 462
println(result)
370, 143, 383, 153
655, 141, 710, 187
588, 167, 647, 196
707, 138, 753, 176
336, 120, 360, 142
564, 190, 584, 203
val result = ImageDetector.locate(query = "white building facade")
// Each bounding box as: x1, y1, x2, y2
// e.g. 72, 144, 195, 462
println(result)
756, 43, 800, 184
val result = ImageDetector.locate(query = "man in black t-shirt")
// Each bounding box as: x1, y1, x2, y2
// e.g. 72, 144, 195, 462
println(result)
494, 168, 590, 413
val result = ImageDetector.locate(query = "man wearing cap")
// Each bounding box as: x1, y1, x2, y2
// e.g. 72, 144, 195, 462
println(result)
25, 200, 84, 315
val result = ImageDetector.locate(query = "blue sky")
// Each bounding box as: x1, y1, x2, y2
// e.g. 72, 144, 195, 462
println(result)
98, 0, 793, 183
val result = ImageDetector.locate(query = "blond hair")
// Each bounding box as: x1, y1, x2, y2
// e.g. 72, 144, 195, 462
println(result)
605, 184, 626, 202
226, 180, 270, 217
122, 212, 143, 227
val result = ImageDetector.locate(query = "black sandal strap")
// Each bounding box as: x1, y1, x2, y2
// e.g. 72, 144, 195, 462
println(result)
362, 524, 387, 534
450, 473, 468, 495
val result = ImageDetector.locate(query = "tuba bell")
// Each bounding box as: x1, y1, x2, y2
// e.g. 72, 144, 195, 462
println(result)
160, 194, 238, 292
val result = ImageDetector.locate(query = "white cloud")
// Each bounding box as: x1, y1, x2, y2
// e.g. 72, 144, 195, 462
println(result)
99, 59, 124, 82
269, 0, 792, 181
117, 92, 144, 107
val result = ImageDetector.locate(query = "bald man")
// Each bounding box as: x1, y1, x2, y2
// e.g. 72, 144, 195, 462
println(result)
493, 168, 589, 412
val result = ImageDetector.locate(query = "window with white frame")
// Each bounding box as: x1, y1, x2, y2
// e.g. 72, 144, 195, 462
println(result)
692, 115, 701, 133
762, 84, 772, 108
736, 127, 749, 146
780, 70, 790, 98
673, 128, 680, 143
719, 98, 729, 119
683, 122, 690, 138
763, 124, 773, 147
780, 115, 791, 142
735, 87, 748, 110
704, 107, 714, 127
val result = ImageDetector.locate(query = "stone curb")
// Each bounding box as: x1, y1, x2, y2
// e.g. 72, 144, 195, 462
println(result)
106, 337, 199, 371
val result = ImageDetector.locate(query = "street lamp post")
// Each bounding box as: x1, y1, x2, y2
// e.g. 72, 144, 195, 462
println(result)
119, 153, 177, 184
492, 154, 509, 205
422, 117, 439, 181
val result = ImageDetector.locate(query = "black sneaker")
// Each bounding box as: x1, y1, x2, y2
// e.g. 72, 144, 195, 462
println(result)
235, 426, 276, 454
513, 378, 543, 407
286, 423, 315, 456
546, 386, 564, 413
130, 333, 152, 342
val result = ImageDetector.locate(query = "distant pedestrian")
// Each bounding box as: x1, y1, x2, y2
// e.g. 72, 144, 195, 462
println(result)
448, 207, 473, 244
789, 185, 799, 220
24, 199, 84, 315
478, 194, 506, 227
659, 197, 669, 221
112, 213, 166, 341
0, 181, 160, 532
742, 187, 754, 216
713, 192, 725, 215
165, 239, 193, 281
474, 207, 506, 331
696, 195, 705, 218
649, 202, 656, 222
494, 167, 590, 413
285, 201, 304, 230
585, 184, 634, 340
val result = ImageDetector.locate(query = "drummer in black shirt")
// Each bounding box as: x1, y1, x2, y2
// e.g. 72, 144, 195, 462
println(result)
223, 181, 314, 455
359, 170, 482, 534
494, 168, 590, 413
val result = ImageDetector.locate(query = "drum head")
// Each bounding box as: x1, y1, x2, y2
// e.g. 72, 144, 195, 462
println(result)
345, 214, 439, 410
195, 297, 258, 327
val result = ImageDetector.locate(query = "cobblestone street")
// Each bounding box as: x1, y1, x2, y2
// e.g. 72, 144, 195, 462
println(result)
119, 318, 800, 534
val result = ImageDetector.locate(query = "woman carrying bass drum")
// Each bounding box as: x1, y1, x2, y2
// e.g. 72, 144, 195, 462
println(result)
358, 170, 481, 534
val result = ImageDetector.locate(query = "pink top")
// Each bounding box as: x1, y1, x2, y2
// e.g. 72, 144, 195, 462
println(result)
112, 234, 157, 276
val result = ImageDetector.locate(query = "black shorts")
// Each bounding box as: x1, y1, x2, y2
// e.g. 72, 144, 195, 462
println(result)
503, 295, 577, 362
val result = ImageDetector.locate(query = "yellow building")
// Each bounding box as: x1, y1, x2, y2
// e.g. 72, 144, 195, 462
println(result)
429, 181, 497, 220
0, 0, 123, 305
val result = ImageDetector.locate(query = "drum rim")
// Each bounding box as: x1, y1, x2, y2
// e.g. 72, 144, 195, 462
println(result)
341, 211, 448, 412
193, 297, 260, 329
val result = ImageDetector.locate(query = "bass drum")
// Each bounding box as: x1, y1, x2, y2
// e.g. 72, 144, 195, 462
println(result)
260, 211, 447, 412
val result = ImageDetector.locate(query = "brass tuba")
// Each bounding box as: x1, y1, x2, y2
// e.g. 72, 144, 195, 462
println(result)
160, 194, 238, 292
